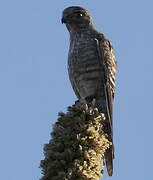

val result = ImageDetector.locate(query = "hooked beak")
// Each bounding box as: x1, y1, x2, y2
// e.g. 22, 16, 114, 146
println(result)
61, 17, 66, 24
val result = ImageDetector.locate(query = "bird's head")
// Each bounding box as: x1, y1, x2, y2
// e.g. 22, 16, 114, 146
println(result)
61, 6, 93, 32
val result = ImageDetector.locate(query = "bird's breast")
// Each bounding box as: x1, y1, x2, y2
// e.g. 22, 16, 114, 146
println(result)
68, 36, 104, 99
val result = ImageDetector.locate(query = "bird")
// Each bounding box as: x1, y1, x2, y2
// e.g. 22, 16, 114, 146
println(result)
62, 6, 117, 176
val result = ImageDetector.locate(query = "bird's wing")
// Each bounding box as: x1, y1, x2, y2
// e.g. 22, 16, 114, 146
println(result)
96, 33, 117, 176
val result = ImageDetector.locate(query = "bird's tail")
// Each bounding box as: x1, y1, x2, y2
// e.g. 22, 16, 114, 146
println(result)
105, 145, 114, 176
95, 97, 114, 176
103, 115, 114, 177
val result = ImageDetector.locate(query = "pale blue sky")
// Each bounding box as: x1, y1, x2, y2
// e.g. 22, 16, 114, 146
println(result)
0, 0, 153, 179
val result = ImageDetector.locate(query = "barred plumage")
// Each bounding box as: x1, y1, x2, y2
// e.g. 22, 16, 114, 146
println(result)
62, 6, 117, 176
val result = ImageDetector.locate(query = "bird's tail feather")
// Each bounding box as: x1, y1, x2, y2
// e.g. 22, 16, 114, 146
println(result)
95, 97, 114, 176
105, 146, 114, 176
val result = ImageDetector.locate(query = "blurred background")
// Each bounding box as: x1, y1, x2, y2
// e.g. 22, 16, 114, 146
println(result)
0, 0, 153, 179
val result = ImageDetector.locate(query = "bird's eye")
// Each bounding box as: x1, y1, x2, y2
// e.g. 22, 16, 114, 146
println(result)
76, 13, 83, 17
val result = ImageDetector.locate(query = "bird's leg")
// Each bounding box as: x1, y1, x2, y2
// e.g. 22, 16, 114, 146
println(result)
85, 96, 97, 110
91, 98, 96, 108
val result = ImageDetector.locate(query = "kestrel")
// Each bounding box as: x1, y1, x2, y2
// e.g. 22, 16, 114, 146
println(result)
62, 6, 117, 176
